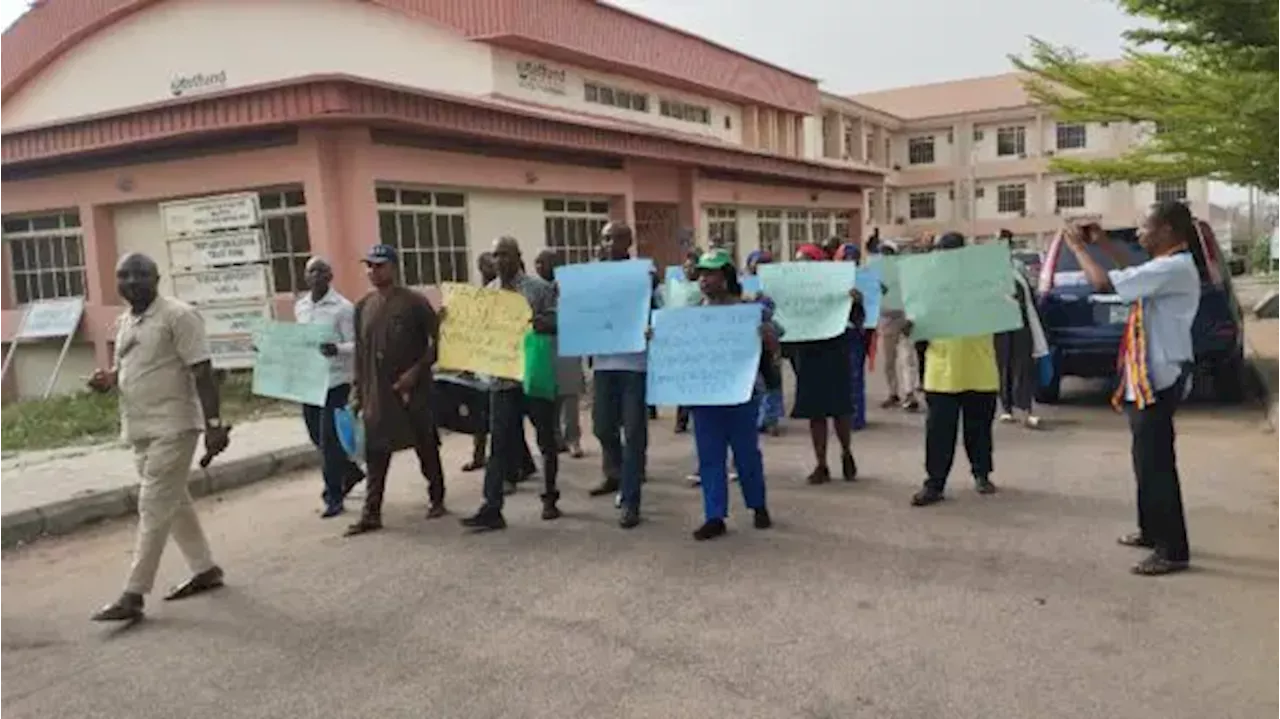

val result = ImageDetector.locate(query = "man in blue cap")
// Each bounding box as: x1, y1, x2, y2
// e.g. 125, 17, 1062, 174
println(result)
345, 243, 448, 536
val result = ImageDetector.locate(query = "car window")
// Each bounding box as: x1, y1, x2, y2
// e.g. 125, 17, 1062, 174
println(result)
1052, 227, 1210, 282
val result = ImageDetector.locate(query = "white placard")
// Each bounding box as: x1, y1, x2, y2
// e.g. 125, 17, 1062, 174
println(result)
198, 302, 273, 336
173, 265, 270, 305
208, 334, 255, 370
16, 297, 85, 339
161, 192, 260, 237
168, 229, 264, 269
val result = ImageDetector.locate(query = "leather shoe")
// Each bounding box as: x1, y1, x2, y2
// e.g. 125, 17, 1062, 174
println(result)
91, 592, 144, 622
164, 566, 224, 601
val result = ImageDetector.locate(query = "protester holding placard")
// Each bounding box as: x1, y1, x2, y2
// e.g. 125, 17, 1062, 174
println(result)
877, 245, 923, 412
837, 243, 870, 430
535, 251, 586, 459
672, 247, 701, 434
906, 233, 1000, 507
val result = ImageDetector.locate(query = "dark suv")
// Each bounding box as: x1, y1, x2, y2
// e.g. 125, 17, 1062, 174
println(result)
1035, 220, 1245, 403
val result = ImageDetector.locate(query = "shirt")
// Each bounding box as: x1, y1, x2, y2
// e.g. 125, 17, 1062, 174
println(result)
487, 273, 557, 390
114, 295, 210, 441
294, 288, 355, 389
924, 335, 999, 393
1108, 253, 1200, 400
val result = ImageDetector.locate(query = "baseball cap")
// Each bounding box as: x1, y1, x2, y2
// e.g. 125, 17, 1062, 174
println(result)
695, 248, 734, 271
363, 244, 398, 265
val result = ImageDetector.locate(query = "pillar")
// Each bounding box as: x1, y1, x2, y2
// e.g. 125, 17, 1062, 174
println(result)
301, 126, 377, 301
81, 204, 119, 367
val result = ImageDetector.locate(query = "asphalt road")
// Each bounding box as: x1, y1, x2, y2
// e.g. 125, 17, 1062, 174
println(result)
3, 378, 1276, 719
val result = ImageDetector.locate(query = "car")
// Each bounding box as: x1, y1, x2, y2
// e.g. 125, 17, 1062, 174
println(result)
1035, 220, 1245, 404
1011, 249, 1043, 284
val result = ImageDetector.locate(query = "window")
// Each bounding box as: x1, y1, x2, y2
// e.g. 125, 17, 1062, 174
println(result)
1056, 123, 1087, 150
907, 136, 935, 165
584, 82, 649, 113
833, 211, 853, 241
705, 207, 739, 261
1055, 180, 1086, 210
809, 211, 832, 243
544, 198, 610, 265
1154, 179, 1188, 204
996, 126, 1026, 157
908, 192, 936, 220
996, 184, 1027, 214
785, 210, 810, 258
258, 188, 310, 294
659, 98, 712, 125
3, 210, 85, 304
757, 210, 783, 256
375, 187, 469, 286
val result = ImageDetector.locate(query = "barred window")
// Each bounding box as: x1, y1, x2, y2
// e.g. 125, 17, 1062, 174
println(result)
907, 137, 935, 165
706, 207, 739, 262
1055, 180, 1086, 210
3, 210, 86, 304
908, 192, 937, 220
544, 197, 610, 266
997, 184, 1026, 214
757, 210, 783, 256
996, 126, 1026, 157
258, 188, 310, 294
1154, 179, 1188, 204
376, 187, 469, 285
1055, 123, 1086, 150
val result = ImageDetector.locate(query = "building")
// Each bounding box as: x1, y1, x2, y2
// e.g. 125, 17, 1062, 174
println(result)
811, 73, 1210, 247
0, 0, 886, 400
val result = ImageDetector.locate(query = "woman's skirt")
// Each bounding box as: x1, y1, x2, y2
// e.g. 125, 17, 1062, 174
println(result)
790, 334, 855, 420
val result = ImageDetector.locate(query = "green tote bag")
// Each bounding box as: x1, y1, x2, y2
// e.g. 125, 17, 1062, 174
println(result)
523, 331, 558, 400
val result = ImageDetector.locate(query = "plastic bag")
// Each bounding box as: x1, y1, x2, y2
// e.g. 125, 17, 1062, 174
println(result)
334, 405, 365, 465
523, 331, 558, 400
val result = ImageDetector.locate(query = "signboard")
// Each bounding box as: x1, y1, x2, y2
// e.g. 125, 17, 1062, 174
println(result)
173, 265, 271, 305
516, 60, 567, 95
160, 192, 260, 237
198, 302, 273, 336
168, 229, 264, 269
170, 70, 227, 98
208, 334, 256, 370
16, 297, 85, 339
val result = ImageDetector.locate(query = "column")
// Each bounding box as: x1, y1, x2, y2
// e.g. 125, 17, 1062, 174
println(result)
301, 126, 377, 300
80, 204, 119, 367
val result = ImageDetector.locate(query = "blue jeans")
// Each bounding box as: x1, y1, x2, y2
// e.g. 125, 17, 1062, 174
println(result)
592, 370, 648, 510
849, 331, 867, 430
758, 388, 784, 429
302, 383, 364, 509
692, 397, 767, 521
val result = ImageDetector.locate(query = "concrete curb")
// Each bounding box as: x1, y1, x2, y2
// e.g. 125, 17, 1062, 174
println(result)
0, 444, 319, 549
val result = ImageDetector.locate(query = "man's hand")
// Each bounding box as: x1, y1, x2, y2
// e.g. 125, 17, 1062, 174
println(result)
319, 342, 339, 357
392, 367, 419, 405
901, 320, 914, 338
437, 306, 448, 323
1061, 225, 1087, 253
203, 425, 230, 459
849, 288, 863, 304
86, 368, 117, 393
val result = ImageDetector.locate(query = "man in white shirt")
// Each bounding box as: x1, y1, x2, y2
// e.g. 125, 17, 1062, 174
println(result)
295, 257, 365, 518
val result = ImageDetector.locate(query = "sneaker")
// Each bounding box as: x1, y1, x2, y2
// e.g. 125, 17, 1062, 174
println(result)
911, 487, 945, 506
1023, 415, 1042, 430
880, 395, 901, 409
693, 519, 727, 541
974, 476, 997, 494
686, 473, 701, 487
460, 509, 506, 532
753, 508, 772, 529
619, 505, 641, 529
998, 412, 1016, 423
902, 397, 921, 412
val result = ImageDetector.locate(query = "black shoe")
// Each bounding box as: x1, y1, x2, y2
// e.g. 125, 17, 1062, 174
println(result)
164, 566, 225, 601
340, 469, 366, 498
806, 466, 831, 485
344, 516, 382, 536
880, 395, 901, 409
461, 509, 507, 532
841, 452, 858, 482
425, 503, 449, 519
321, 504, 344, 519
974, 476, 997, 494
753, 508, 772, 529
619, 505, 641, 529
541, 493, 562, 521
693, 519, 727, 541
91, 592, 144, 622
589, 479, 620, 497
911, 487, 945, 507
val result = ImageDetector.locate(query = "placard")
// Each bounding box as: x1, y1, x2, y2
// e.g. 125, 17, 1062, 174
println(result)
555, 259, 654, 356
198, 302, 273, 336
168, 229, 265, 269
208, 334, 256, 369
251, 321, 336, 406
646, 305, 763, 406
16, 297, 85, 339
436, 283, 533, 380
757, 262, 858, 342
897, 241, 1024, 340
160, 192, 260, 236
172, 265, 271, 305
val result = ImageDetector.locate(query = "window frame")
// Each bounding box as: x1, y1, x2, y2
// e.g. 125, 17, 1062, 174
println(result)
996, 183, 1027, 214
257, 188, 311, 295
1055, 123, 1087, 151
907, 136, 936, 165
375, 186, 471, 287
1054, 180, 1087, 210
1154, 179, 1188, 204
2, 209, 87, 306
584, 81, 650, 114
996, 125, 1026, 157
544, 197, 611, 266
704, 206, 740, 262
908, 192, 937, 220
659, 98, 712, 125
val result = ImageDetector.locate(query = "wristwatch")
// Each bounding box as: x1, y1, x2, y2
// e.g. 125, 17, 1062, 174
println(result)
207, 417, 224, 429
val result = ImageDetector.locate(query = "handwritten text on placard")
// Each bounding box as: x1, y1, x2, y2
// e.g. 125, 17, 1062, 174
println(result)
436, 283, 533, 381
555, 259, 654, 357
897, 241, 1024, 340
757, 262, 857, 342
646, 304, 762, 406
251, 321, 335, 406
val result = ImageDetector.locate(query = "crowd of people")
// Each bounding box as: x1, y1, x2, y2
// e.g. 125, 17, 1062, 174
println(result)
84, 200, 1204, 622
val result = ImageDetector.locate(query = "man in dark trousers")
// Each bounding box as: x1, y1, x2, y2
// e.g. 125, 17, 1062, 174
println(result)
1060, 201, 1201, 575
345, 244, 447, 536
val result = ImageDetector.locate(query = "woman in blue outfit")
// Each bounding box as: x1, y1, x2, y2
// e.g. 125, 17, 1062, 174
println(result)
745, 249, 785, 434
837, 243, 869, 430
679, 247, 779, 541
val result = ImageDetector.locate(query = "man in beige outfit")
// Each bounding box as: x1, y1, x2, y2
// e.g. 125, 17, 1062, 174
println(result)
89, 253, 230, 622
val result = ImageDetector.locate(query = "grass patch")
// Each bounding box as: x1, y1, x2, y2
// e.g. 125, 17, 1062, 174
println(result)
1, 372, 289, 453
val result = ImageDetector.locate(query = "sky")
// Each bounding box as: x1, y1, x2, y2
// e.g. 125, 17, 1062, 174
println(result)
0, 0, 1251, 203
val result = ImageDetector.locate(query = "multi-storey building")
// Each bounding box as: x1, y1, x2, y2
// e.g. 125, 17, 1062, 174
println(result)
812, 73, 1210, 247
0, 0, 885, 398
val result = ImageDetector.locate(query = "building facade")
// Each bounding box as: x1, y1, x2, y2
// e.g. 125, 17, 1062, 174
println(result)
0, 0, 885, 399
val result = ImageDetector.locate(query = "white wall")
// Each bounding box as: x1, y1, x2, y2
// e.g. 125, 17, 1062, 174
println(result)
467, 192, 549, 263
800, 116, 822, 161
4, 0, 495, 130
972, 119, 1038, 162
491, 48, 741, 145
11, 343, 98, 399
975, 177, 1035, 220
893, 184, 954, 223
895, 129, 955, 168
112, 202, 170, 294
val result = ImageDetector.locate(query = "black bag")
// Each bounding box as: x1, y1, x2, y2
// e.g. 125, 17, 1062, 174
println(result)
432, 377, 488, 436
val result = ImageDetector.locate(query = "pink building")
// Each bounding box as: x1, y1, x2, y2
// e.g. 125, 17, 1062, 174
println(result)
0, 0, 884, 399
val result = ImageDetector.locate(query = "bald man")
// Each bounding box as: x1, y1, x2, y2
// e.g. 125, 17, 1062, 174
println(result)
88, 253, 230, 622
296, 257, 365, 518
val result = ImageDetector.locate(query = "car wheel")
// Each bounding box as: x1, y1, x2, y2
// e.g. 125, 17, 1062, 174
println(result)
1213, 350, 1247, 403
1035, 349, 1062, 404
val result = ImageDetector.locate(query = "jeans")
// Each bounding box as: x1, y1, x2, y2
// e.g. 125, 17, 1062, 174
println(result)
849, 331, 867, 430
302, 383, 363, 509
1125, 377, 1190, 562
592, 370, 648, 510
924, 391, 997, 491
482, 388, 559, 513
692, 398, 767, 521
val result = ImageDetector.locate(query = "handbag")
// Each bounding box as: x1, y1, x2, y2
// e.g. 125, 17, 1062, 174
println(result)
523, 331, 558, 400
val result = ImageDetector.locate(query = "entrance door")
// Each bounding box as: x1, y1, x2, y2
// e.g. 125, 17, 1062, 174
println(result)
634, 202, 680, 270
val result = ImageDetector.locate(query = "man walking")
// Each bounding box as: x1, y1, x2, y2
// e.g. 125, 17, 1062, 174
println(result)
89, 253, 229, 622
589, 222, 650, 529
345, 244, 447, 536
295, 256, 365, 518
1060, 202, 1201, 575
462, 237, 562, 530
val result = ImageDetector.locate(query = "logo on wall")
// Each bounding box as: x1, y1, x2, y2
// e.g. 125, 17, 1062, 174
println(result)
171, 70, 228, 98
516, 61, 567, 95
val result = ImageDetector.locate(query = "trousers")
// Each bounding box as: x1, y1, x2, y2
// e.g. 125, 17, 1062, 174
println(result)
995, 329, 1035, 413
125, 430, 215, 595
880, 323, 920, 398
483, 388, 559, 512
362, 417, 445, 520
692, 398, 767, 521
302, 383, 364, 508
592, 370, 648, 510
1125, 379, 1191, 562
556, 394, 582, 446
924, 391, 997, 490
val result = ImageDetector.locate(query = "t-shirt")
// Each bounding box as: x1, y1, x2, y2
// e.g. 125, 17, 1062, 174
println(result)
923, 335, 999, 393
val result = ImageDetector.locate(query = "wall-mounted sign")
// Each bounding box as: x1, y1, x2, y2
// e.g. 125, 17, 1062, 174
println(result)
173, 265, 271, 305
516, 60, 567, 95
160, 192, 260, 237
198, 302, 273, 336
171, 70, 227, 98
167, 229, 265, 270
16, 297, 86, 339
208, 334, 256, 370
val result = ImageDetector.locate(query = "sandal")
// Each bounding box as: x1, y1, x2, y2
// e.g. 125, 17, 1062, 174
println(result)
1117, 532, 1155, 549
806, 466, 831, 485
1131, 554, 1189, 576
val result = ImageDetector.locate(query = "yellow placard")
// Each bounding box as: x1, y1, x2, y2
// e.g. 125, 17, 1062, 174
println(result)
436, 282, 532, 380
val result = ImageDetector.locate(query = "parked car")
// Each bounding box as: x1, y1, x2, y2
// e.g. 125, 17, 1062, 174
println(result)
1035, 220, 1245, 403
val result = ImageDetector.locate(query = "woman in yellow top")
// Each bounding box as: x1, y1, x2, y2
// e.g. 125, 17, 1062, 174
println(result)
905, 232, 1000, 506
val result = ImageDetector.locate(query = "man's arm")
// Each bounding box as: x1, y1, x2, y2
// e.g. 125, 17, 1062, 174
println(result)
531, 281, 557, 335
350, 300, 365, 410
336, 301, 356, 357
1060, 228, 1115, 293
172, 307, 229, 457
190, 360, 223, 424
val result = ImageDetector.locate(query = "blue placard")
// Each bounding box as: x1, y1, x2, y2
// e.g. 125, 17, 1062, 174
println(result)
555, 259, 654, 356
646, 304, 763, 406
854, 260, 883, 328
741, 274, 763, 296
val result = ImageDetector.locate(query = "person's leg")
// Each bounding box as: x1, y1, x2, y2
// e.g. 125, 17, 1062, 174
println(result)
899, 335, 921, 410
518, 432, 538, 481
849, 335, 867, 430
124, 431, 208, 594
301, 401, 328, 506
881, 326, 901, 404
915, 392, 960, 504
591, 372, 623, 495
806, 418, 830, 483
410, 416, 447, 516
727, 398, 769, 526
1013, 339, 1038, 418
832, 414, 857, 480
914, 341, 928, 386
960, 391, 998, 492
526, 395, 562, 519
317, 385, 358, 514
692, 406, 730, 540
1128, 388, 1190, 572
465, 432, 488, 472
467, 388, 521, 527
675, 405, 690, 433
617, 372, 649, 524
462, 388, 489, 472
995, 333, 1015, 416
349, 446, 392, 534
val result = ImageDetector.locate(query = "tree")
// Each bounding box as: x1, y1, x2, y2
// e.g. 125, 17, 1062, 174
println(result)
1010, 0, 1279, 192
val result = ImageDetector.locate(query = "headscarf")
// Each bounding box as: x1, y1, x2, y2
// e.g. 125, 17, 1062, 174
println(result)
837, 243, 861, 262
746, 249, 774, 267
795, 243, 827, 262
